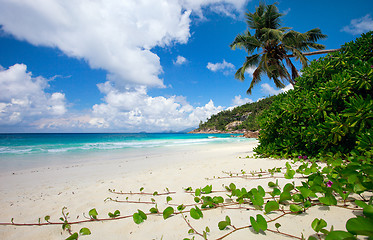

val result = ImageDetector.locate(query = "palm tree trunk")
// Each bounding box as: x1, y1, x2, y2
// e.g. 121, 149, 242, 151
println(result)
286, 49, 340, 58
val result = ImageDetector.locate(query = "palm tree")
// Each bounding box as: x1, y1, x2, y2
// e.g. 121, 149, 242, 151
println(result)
231, 3, 333, 94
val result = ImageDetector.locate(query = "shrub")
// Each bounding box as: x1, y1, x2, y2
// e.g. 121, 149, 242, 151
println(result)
255, 31, 373, 158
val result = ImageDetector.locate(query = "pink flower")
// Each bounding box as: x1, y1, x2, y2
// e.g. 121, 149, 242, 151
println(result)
303, 156, 308, 159
326, 181, 333, 187
298, 156, 302, 159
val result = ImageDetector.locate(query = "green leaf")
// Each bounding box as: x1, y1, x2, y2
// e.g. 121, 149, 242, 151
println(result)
188, 229, 195, 234
149, 207, 158, 214
265, 201, 279, 214
218, 221, 229, 230
311, 218, 327, 232
202, 185, 212, 194
177, 204, 186, 212
65, 233, 79, 240
108, 210, 120, 218
44, 215, 50, 222
133, 213, 144, 224
250, 216, 259, 233
138, 210, 147, 221
79, 227, 91, 236
292, 194, 304, 202
190, 206, 203, 220
304, 200, 312, 209
290, 204, 303, 213
353, 183, 367, 193
229, 183, 236, 191
363, 205, 373, 219
355, 200, 368, 208
162, 207, 174, 220
268, 181, 277, 188
279, 191, 292, 202
257, 186, 266, 197
88, 208, 98, 220
283, 183, 294, 192
325, 230, 356, 240
275, 223, 281, 229
319, 194, 337, 206
225, 216, 231, 225
346, 216, 373, 236
166, 196, 172, 203
272, 188, 281, 196
190, 208, 200, 220
256, 214, 267, 231
285, 169, 295, 179
251, 192, 264, 208
195, 188, 201, 196
213, 196, 224, 204
300, 187, 313, 198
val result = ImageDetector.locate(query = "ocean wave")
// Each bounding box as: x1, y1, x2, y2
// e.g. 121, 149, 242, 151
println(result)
0, 134, 252, 155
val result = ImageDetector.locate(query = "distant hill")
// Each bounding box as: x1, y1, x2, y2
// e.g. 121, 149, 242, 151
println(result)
192, 95, 277, 133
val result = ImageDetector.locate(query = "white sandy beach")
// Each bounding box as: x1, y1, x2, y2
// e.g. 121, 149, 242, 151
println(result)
0, 141, 358, 239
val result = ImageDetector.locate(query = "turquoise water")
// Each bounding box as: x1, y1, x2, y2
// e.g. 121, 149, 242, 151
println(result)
0, 133, 252, 155
0, 133, 254, 172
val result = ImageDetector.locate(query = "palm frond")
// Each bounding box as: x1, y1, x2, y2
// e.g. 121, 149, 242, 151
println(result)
247, 65, 263, 94
286, 47, 308, 67
284, 57, 299, 83
235, 67, 246, 81
234, 54, 261, 81
230, 34, 261, 53
305, 42, 325, 50
305, 28, 328, 42
264, 3, 282, 29
261, 28, 283, 41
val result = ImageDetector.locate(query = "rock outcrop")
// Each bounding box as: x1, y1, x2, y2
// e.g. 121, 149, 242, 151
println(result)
188, 128, 260, 138
225, 121, 242, 130
243, 130, 260, 138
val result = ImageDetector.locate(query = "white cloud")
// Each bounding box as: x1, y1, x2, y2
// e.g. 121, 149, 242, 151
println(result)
0, 1, 248, 132
207, 60, 235, 74
245, 66, 256, 78
0, 64, 67, 125
342, 14, 373, 35
174, 55, 188, 65
260, 83, 293, 96
232, 95, 253, 106
0, 0, 247, 89
182, 0, 247, 18
90, 82, 224, 132
282, 8, 291, 15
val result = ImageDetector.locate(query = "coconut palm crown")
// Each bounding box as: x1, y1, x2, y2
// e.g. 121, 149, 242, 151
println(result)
231, 2, 328, 94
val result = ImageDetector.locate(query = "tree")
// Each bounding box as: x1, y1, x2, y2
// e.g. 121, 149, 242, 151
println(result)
231, 2, 331, 94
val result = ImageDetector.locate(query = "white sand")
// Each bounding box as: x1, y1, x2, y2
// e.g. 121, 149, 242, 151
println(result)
0, 141, 359, 239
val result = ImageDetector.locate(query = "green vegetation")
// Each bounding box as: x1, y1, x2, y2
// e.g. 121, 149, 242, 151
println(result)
255, 31, 373, 158
1, 22, 372, 240
197, 95, 276, 131
231, 2, 328, 94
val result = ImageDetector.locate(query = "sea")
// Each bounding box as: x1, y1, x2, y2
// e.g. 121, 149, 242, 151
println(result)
0, 133, 254, 172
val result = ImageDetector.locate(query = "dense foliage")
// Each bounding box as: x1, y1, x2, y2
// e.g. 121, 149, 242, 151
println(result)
255, 32, 373, 158
197, 95, 276, 131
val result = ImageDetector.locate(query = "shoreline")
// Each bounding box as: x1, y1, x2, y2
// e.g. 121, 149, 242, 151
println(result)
0, 141, 357, 239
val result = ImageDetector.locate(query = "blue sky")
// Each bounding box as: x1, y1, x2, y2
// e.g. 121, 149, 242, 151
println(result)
0, 0, 372, 133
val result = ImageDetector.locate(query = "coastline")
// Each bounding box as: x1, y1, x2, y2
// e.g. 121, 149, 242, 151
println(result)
0, 141, 355, 239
